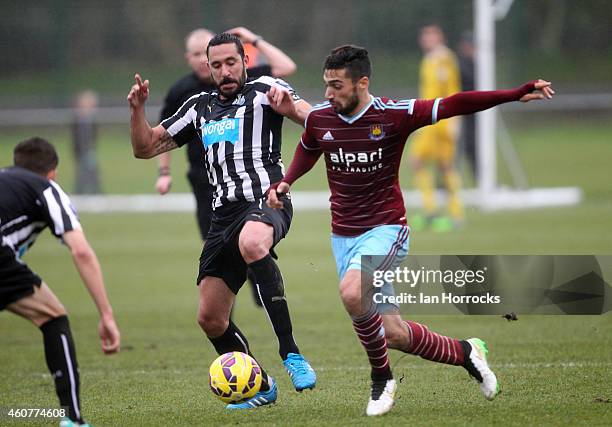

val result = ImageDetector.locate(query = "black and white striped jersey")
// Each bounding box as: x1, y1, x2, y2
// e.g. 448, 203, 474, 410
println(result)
161, 75, 301, 209
0, 166, 81, 258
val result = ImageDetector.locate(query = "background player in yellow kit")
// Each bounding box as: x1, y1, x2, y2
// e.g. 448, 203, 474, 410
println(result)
410, 24, 463, 231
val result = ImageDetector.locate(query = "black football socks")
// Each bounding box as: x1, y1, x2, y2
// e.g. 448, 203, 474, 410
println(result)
248, 254, 300, 360
246, 268, 263, 307
39, 315, 84, 424
208, 320, 271, 391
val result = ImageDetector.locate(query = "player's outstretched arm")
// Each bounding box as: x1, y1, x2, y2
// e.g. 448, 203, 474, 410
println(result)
267, 141, 322, 209
128, 74, 178, 159
437, 79, 555, 121
227, 27, 297, 78
62, 230, 120, 354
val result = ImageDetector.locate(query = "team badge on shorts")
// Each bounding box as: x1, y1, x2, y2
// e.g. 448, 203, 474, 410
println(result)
369, 124, 385, 140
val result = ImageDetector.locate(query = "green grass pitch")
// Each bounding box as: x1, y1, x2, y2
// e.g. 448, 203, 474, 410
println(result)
1, 117, 611, 425
1, 210, 611, 426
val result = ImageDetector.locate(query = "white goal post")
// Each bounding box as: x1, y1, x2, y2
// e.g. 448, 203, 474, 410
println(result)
474, 0, 581, 210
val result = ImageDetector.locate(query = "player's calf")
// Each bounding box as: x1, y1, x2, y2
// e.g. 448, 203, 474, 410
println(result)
352, 307, 397, 415
382, 314, 411, 352
40, 315, 85, 425
403, 320, 465, 365
249, 254, 301, 359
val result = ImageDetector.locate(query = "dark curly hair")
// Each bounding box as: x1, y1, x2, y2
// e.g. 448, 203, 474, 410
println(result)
207, 32, 245, 59
324, 45, 371, 82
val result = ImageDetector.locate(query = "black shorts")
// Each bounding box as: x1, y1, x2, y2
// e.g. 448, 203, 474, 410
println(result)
0, 243, 42, 310
197, 194, 293, 294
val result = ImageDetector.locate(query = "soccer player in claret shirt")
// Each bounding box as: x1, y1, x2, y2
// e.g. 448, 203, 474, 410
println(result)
268, 45, 554, 416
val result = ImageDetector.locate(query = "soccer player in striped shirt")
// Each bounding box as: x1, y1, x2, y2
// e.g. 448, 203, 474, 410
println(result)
268, 45, 554, 416
155, 27, 298, 310
0, 137, 121, 427
128, 33, 315, 408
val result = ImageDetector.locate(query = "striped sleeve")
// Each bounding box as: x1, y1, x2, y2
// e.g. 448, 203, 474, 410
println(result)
160, 92, 203, 147
271, 78, 301, 102
394, 98, 439, 134
300, 110, 321, 151
42, 181, 82, 238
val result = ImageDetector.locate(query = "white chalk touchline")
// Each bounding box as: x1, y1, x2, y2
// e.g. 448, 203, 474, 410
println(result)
24, 360, 612, 378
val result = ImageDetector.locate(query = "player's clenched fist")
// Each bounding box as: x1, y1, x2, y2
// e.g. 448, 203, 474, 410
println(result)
267, 86, 296, 116
127, 74, 150, 109
267, 181, 290, 209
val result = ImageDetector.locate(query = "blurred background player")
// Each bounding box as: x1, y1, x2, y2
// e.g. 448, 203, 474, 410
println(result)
268, 44, 554, 416
155, 26, 297, 307
72, 90, 101, 194
0, 137, 121, 427
409, 24, 463, 232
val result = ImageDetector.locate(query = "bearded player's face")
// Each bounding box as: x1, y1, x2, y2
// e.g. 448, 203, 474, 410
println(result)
323, 69, 361, 116
207, 43, 248, 100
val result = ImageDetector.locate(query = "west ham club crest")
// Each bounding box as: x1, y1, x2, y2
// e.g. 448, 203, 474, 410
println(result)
369, 124, 385, 140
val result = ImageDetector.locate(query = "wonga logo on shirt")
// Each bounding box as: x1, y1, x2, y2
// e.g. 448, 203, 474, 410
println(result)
201, 118, 240, 147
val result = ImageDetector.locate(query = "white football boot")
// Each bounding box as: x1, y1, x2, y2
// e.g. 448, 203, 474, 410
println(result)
366, 378, 397, 416
464, 338, 500, 400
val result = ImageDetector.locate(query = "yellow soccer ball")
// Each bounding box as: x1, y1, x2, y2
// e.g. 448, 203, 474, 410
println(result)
209, 351, 263, 404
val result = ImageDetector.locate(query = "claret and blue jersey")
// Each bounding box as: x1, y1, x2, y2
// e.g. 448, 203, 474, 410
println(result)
300, 95, 440, 237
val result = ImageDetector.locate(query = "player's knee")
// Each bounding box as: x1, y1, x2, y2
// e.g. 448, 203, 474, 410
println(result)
39, 299, 67, 316
339, 281, 362, 314
239, 234, 269, 262
197, 311, 228, 337
31, 301, 67, 327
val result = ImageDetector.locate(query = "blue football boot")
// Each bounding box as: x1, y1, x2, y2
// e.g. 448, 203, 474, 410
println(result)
226, 376, 278, 409
283, 353, 316, 391
59, 418, 91, 427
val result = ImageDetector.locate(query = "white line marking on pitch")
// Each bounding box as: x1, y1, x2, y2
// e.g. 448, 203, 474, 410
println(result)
22, 360, 612, 378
